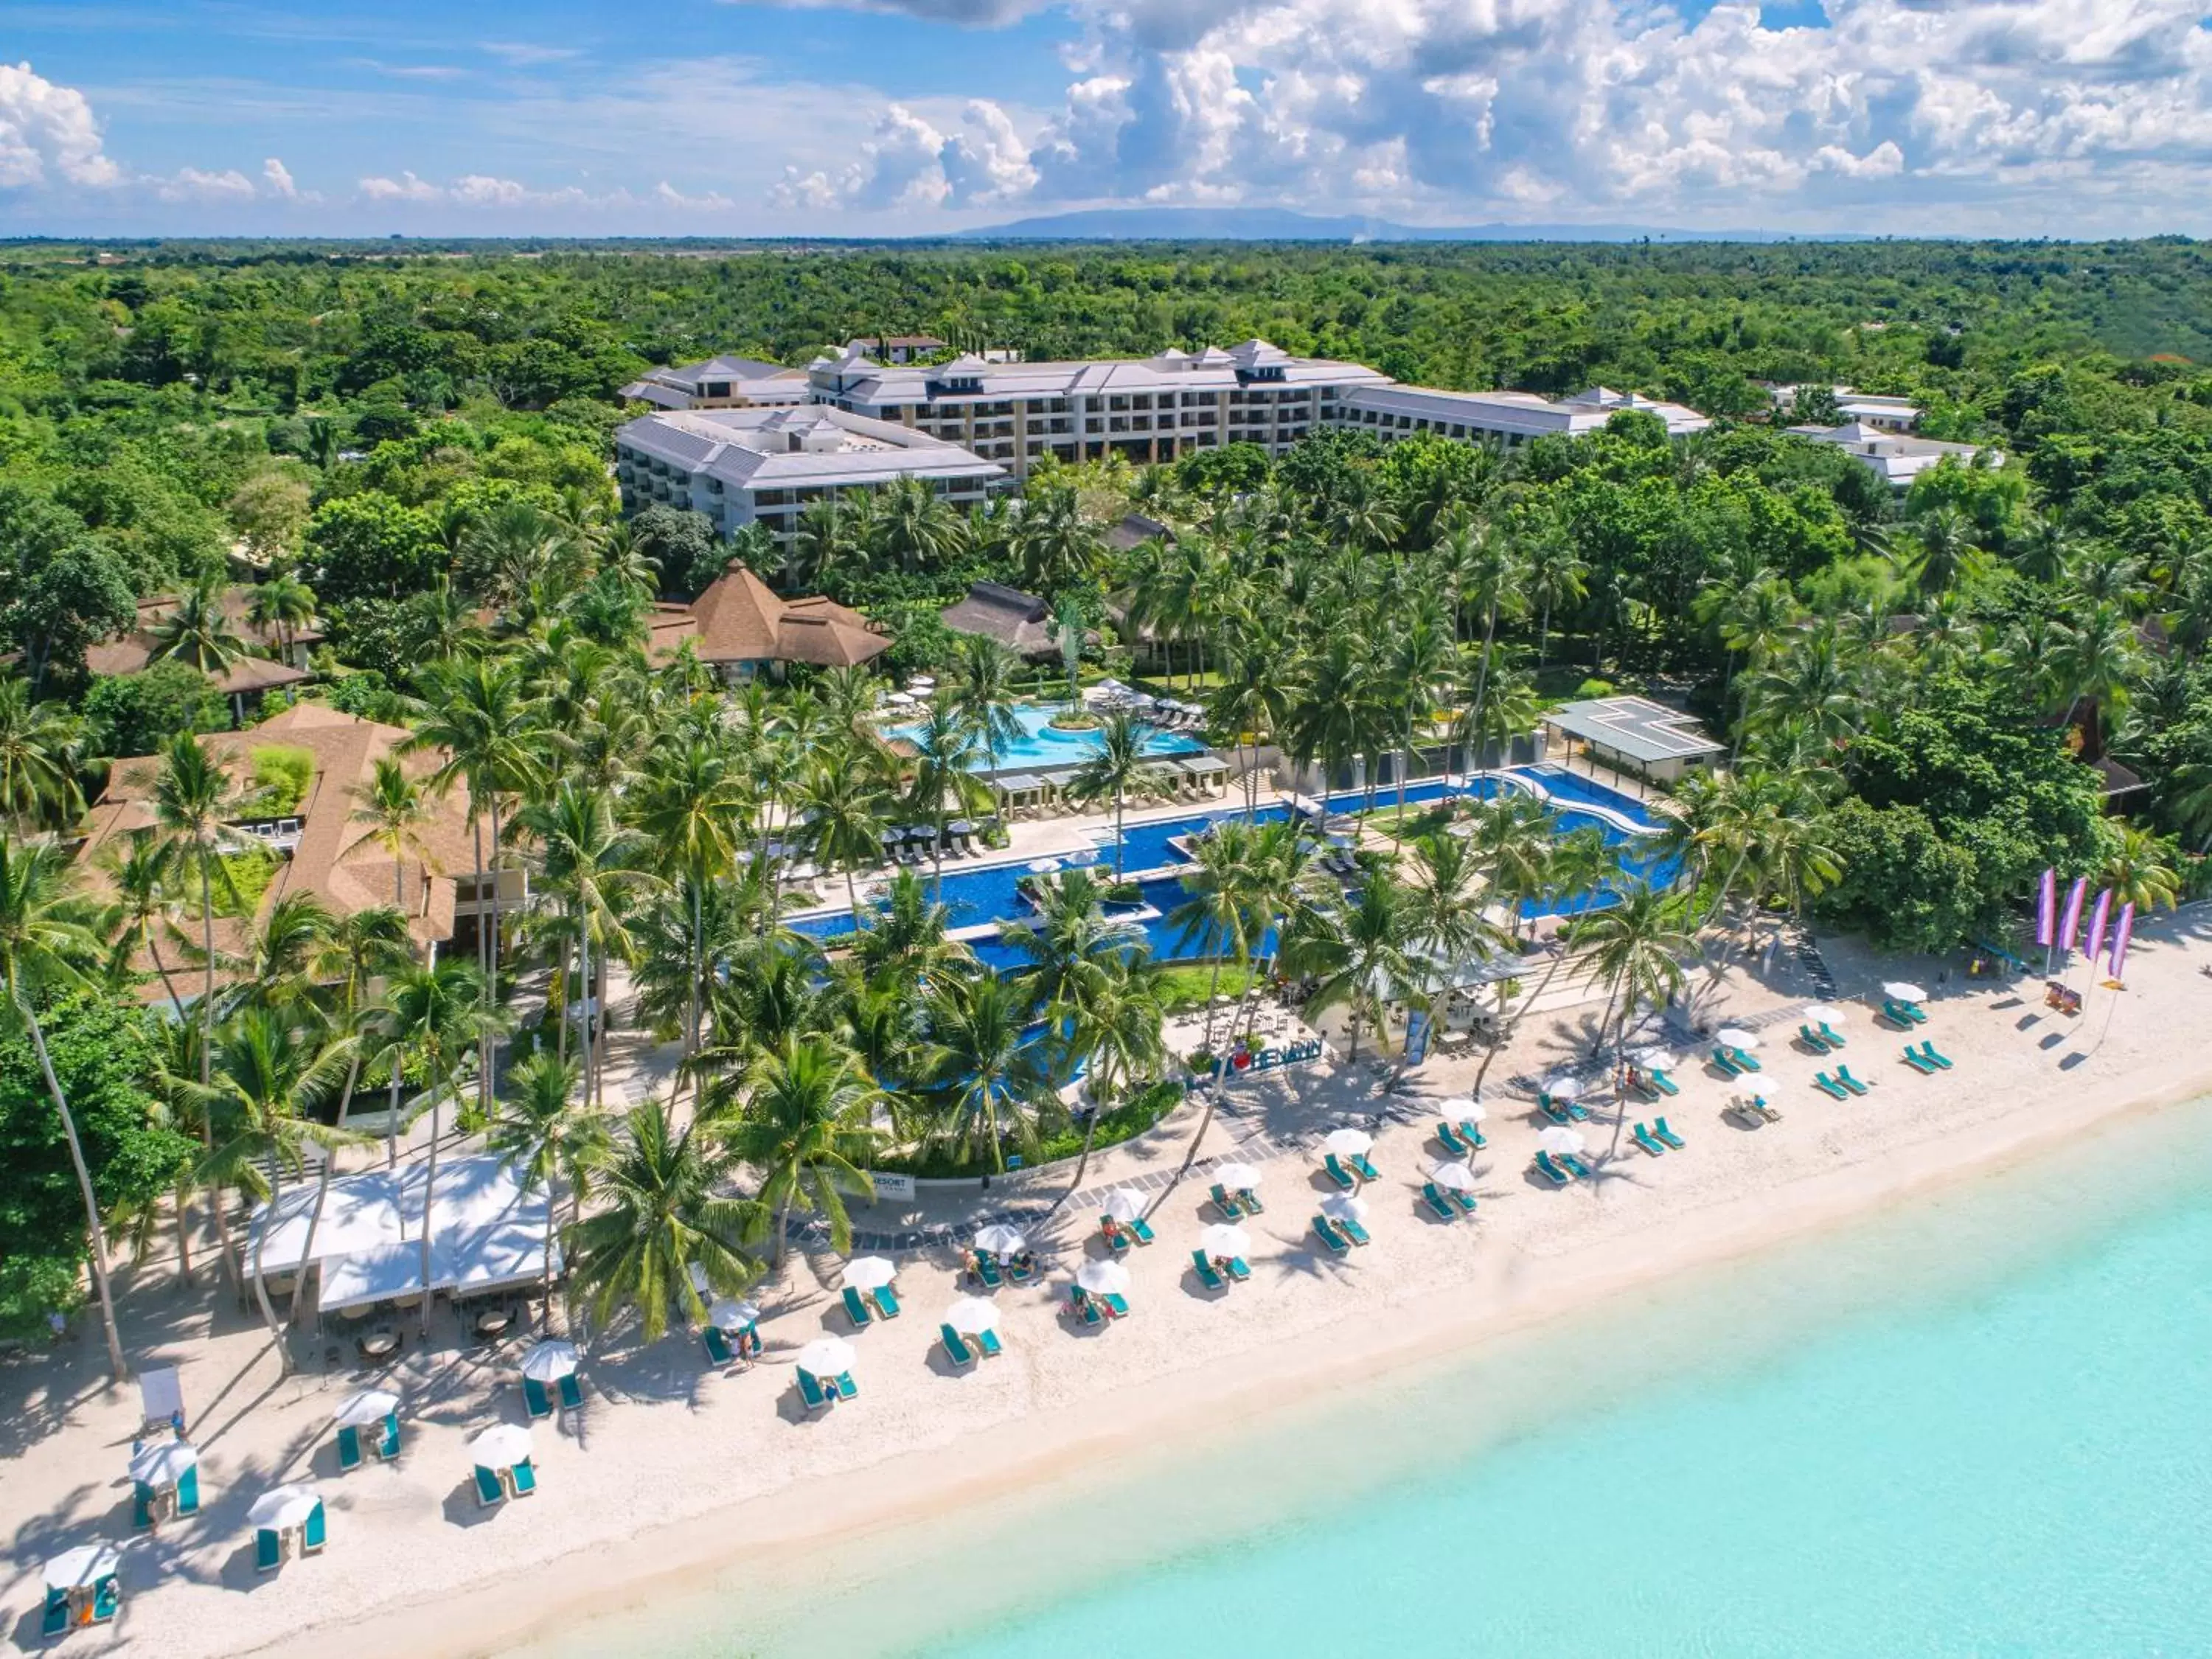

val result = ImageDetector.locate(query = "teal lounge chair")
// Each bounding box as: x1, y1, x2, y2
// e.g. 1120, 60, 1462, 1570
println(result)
1916, 1039, 1954, 1070
941, 1324, 977, 1367
473, 1465, 506, 1506
1818, 1021, 1848, 1048
512, 1458, 537, 1495
1436, 1120, 1470, 1157
256, 1528, 283, 1573
1352, 1152, 1382, 1182
1834, 1065, 1871, 1096
1068, 1288, 1104, 1327
796, 1369, 832, 1411
1459, 1117, 1489, 1150
1103, 1293, 1131, 1319
337, 1424, 364, 1470
1101, 1218, 1133, 1256
976, 1327, 1004, 1357
375, 1416, 400, 1459
1812, 1071, 1849, 1100
872, 1284, 902, 1318
41, 1589, 67, 1638
1559, 1152, 1593, 1180
1208, 1183, 1247, 1220
1632, 1122, 1666, 1156
1711, 1047, 1744, 1077
1800, 1023, 1836, 1053
177, 1465, 200, 1516
1421, 1181, 1456, 1220
841, 1286, 874, 1328
522, 1376, 553, 1419
131, 1484, 154, 1530
1129, 1215, 1156, 1245
703, 1326, 735, 1366
1902, 1046, 1937, 1075
1312, 1215, 1351, 1255
1338, 1215, 1373, 1246
1226, 1256, 1251, 1281
974, 1251, 1004, 1289
1533, 1150, 1571, 1186
303, 1501, 326, 1553
1237, 1186, 1266, 1214
1652, 1118, 1686, 1150
557, 1374, 584, 1413
1322, 1153, 1357, 1190
1648, 1068, 1680, 1097
834, 1372, 858, 1401
1731, 1046, 1763, 1074
1539, 1096, 1576, 1124
1450, 1188, 1478, 1215
1006, 1254, 1036, 1285
1192, 1251, 1227, 1290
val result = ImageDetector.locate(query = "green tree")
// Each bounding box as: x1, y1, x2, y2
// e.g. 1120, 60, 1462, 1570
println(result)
716, 1033, 882, 1269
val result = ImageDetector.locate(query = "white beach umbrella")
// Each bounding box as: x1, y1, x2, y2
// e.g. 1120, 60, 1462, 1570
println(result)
332, 1388, 399, 1428
469, 1424, 532, 1470
1538, 1125, 1587, 1157
1543, 1074, 1584, 1100
1212, 1161, 1263, 1190
247, 1485, 321, 1531
1435, 1094, 1479, 1117
708, 1298, 761, 1331
44, 1544, 122, 1591
945, 1296, 1001, 1335
1629, 1046, 1677, 1071
1431, 1161, 1478, 1192
1323, 1127, 1374, 1157
1714, 1027, 1759, 1051
1076, 1260, 1131, 1295
885, 692, 917, 707
1319, 1193, 1371, 1225
796, 1338, 858, 1378
1884, 981, 1928, 1004
1102, 1188, 1149, 1223
1199, 1223, 1251, 1257
520, 1340, 578, 1382
1804, 1004, 1846, 1024
1027, 858, 1064, 874
842, 1256, 897, 1291
908, 675, 936, 689
128, 1441, 198, 1486
973, 1223, 1027, 1256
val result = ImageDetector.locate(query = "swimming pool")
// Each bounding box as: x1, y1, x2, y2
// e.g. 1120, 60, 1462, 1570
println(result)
888, 704, 1206, 771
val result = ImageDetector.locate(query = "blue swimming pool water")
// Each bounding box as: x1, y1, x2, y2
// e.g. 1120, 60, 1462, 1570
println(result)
888, 704, 1205, 770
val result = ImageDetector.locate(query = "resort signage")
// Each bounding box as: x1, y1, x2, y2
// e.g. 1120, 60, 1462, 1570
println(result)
871, 1172, 917, 1203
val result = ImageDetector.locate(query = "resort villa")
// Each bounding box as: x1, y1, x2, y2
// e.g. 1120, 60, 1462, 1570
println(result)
1767, 383, 1924, 430
1787, 420, 2003, 489
618, 355, 812, 411
85, 588, 324, 722
649, 566, 892, 681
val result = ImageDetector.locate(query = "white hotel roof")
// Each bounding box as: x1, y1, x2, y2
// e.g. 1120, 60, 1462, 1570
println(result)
1341, 382, 1711, 439
811, 338, 1392, 405
618, 406, 1006, 492
1786, 421, 1999, 487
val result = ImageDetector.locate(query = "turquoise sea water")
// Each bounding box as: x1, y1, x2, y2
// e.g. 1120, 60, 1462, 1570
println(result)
517, 1096, 2212, 1658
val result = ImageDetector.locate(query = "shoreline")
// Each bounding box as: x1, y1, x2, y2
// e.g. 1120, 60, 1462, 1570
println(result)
254, 1029, 2212, 1659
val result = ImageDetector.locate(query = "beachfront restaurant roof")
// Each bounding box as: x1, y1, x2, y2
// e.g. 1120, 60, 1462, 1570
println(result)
247, 1154, 557, 1312
1541, 695, 1722, 781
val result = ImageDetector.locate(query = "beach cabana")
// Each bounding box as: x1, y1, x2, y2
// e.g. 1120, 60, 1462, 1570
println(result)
333, 1388, 402, 1469
470, 1424, 537, 1506
520, 1340, 582, 1416
130, 1440, 201, 1528
42, 1545, 122, 1635
248, 1485, 326, 1571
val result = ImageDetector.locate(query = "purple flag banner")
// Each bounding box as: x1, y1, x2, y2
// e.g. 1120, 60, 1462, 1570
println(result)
2108, 903, 2135, 981
2036, 867, 2056, 947
2085, 888, 2113, 965
2059, 876, 2088, 953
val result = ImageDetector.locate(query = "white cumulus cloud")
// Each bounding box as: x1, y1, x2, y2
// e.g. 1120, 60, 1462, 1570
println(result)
769, 100, 1038, 212
0, 60, 119, 189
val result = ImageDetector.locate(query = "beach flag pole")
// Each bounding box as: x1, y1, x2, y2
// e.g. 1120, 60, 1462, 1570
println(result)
2057, 876, 2087, 974
2035, 867, 2056, 976
2079, 888, 2112, 997
2091, 902, 2135, 1051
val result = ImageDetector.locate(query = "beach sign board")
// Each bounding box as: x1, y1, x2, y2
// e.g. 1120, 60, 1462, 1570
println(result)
870, 1172, 916, 1203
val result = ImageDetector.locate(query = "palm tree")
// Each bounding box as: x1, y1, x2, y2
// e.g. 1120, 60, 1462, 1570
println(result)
1523, 532, 1589, 666
1012, 484, 1105, 591
717, 1033, 882, 1269
198, 1006, 363, 1371
1066, 712, 1169, 876
2051, 599, 2140, 765
872, 475, 962, 574
347, 756, 439, 918
798, 751, 893, 934
95, 832, 185, 1015
1059, 964, 1165, 1195
1575, 886, 1694, 1149
148, 579, 247, 676
2101, 824, 2182, 912
246, 572, 318, 661
1166, 818, 1260, 1055
0, 837, 131, 1381
370, 956, 507, 1335
568, 1098, 765, 1343
1287, 871, 1422, 1062
945, 633, 1024, 780
630, 735, 746, 1080
0, 673, 83, 828
488, 1052, 605, 1326
918, 973, 1057, 1173
902, 703, 992, 896
1907, 506, 1979, 597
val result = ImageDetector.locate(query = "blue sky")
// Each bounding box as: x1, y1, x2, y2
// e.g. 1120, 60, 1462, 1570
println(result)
4, 0, 2211, 237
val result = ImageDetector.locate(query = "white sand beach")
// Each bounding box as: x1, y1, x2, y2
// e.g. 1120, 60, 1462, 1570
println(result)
7, 901, 2211, 1659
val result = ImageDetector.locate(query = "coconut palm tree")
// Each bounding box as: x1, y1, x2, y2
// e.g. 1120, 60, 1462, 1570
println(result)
148, 579, 247, 676
716, 1033, 882, 1269
568, 1097, 766, 1343
1287, 870, 1422, 1062
0, 673, 84, 829
1012, 484, 1105, 591
1523, 531, 1589, 666
94, 832, 185, 1015
945, 633, 1024, 781
630, 734, 747, 1080
2101, 824, 2182, 912
1906, 506, 1980, 597
797, 749, 894, 935
0, 836, 131, 1381
872, 475, 962, 575
2050, 598, 2140, 765
1574, 886, 1695, 1149
347, 756, 439, 918
1066, 712, 1169, 876
917, 973, 1057, 1173
903, 703, 993, 896
1166, 818, 1261, 1056
246, 572, 318, 661
488, 1052, 605, 1327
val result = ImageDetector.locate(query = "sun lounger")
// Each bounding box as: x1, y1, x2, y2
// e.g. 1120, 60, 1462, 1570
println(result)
1338, 1215, 1373, 1246
1559, 1152, 1593, 1180
1192, 1251, 1227, 1290
1834, 1064, 1871, 1095
1882, 999, 1928, 1027
1068, 1288, 1104, 1326
1916, 1039, 1953, 1069
871, 1284, 901, 1318
1352, 1152, 1381, 1182
1458, 1117, 1489, 1150
1449, 1188, 1478, 1215
256, 1528, 283, 1573
1800, 1023, 1836, 1053
1812, 1071, 1849, 1100
797, 1368, 832, 1411
841, 1286, 873, 1327
1818, 1021, 1848, 1048
1312, 1215, 1352, 1254
1322, 1153, 1358, 1190
1422, 1181, 1457, 1220
973, 1251, 1004, 1289
511, 1458, 538, 1495
1209, 1183, 1247, 1220
1225, 1256, 1251, 1281
1101, 1220, 1133, 1256
941, 1323, 979, 1367
1007, 1253, 1037, 1284
1652, 1118, 1685, 1150
1237, 1186, 1265, 1214
522, 1376, 553, 1419
1129, 1215, 1155, 1245
703, 1326, 735, 1366
375, 1416, 400, 1459
1540, 1097, 1576, 1124
1734, 1094, 1781, 1124
557, 1374, 584, 1412
833, 1372, 858, 1401
1436, 1121, 1470, 1157
976, 1327, 1004, 1357
1902, 1046, 1937, 1074
1533, 1150, 1571, 1186
1728, 1046, 1762, 1073
474, 1465, 506, 1506
1632, 1122, 1666, 1156
1711, 1047, 1744, 1077
1102, 1293, 1130, 1319
337, 1425, 364, 1470
1648, 1068, 1680, 1096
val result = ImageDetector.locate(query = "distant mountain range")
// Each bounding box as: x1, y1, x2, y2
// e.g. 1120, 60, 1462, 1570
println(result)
954, 207, 1868, 243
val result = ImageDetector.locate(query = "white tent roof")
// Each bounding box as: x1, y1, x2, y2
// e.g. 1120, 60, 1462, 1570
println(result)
248, 1155, 557, 1312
